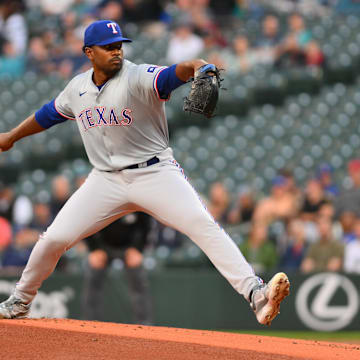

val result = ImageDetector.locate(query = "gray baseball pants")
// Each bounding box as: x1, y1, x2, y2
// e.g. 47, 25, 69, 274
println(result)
14, 151, 260, 304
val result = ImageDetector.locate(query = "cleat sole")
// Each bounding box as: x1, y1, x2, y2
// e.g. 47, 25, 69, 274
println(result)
256, 272, 290, 326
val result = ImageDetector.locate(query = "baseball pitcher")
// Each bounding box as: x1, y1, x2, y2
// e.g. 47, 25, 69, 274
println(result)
0, 20, 289, 325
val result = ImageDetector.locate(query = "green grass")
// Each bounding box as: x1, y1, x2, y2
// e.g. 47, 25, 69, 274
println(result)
226, 330, 360, 342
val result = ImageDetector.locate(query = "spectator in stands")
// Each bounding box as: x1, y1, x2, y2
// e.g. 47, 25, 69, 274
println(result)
285, 12, 312, 49
205, 50, 227, 70
257, 14, 282, 48
0, 0, 27, 78
0, 184, 32, 230
68, 0, 93, 19
1, 197, 69, 272
240, 222, 278, 274
0, 40, 26, 78
275, 13, 312, 69
65, 29, 88, 72
335, 159, 360, 217
82, 213, 153, 325
97, 1, 123, 23
279, 167, 302, 203
38, 0, 75, 15
344, 217, 360, 273
255, 14, 282, 66
305, 40, 326, 68
52, 30, 89, 78
1, 227, 38, 270
339, 211, 357, 244
0, 0, 26, 74
0, 216, 12, 266
29, 201, 52, 233
232, 0, 265, 21
229, 34, 258, 74
0, 183, 14, 222
0, 0, 27, 56
274, 33, 307, 69
166, 19, 204, 64
253, 175, 299, 226
316, 163, 339, 199
301, 216, 344, 273
27, 37, 52, 75
190, 0, 227, 49
207, 182, 231, 224
299, 178, 327, 222
50, 175, 71, 219
317, 201, 343, 242
318, 200, 336, 220
121, 0, 163, 24
279, 218, 307, 272
163, 0, 193, 26
227, 185, 256, 225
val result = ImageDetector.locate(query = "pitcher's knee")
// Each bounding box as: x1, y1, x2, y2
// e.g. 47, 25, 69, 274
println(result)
39, 230, 72, 253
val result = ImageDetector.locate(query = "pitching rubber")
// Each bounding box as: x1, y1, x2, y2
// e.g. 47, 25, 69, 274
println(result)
258, 272, 290, 326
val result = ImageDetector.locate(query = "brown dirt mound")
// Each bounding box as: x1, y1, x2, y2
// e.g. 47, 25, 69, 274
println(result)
0, 319, 359, 360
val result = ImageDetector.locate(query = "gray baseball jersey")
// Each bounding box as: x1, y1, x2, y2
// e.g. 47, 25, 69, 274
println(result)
55, 60, 169, 171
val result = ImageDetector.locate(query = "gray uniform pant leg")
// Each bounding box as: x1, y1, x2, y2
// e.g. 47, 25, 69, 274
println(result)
14, 169, 132, 304
127, 160, 262, 301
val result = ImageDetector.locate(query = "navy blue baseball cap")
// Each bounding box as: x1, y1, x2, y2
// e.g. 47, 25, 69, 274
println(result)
84, 20, 132, 47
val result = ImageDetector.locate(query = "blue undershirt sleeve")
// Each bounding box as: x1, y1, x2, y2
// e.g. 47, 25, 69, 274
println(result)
35, 99, 69, 129
155, 64, 186, 100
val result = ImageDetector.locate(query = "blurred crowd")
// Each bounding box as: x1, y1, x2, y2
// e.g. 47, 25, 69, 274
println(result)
0, 0, 338, 80
0, 174, 85, 273
205, 158, 360, 275
2, 158, 360, 277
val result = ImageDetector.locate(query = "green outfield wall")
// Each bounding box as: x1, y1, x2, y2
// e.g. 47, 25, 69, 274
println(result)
0, 271, 359, 331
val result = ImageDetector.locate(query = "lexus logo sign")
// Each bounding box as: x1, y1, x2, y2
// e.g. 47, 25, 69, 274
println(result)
295, 273, 359, 331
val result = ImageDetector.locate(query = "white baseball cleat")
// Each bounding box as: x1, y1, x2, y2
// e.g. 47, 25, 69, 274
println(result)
250, 272, 290, 326
0, 295, 31, 319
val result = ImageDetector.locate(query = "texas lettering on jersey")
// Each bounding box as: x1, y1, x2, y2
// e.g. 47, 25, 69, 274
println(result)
78, 107, 132, 131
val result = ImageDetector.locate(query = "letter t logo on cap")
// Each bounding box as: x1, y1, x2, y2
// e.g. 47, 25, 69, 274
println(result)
107, 22, 118, 34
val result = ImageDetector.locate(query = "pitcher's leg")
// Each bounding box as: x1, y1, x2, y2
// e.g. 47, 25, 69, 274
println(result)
14, 170, 131, 304
129, 164, 261, 300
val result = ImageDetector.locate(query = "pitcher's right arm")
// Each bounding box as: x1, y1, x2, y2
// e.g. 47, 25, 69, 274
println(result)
0, 77, 76, 154
0, 114, 45, 153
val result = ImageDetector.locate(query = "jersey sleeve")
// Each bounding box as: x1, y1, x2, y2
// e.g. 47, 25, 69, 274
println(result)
156, 64, 186, 100
128, 63, 185, 104
53, 81, 76, 120
35, 99, 69, 129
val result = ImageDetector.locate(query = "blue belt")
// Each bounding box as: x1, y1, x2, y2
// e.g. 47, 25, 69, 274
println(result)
124, 156, 160, 170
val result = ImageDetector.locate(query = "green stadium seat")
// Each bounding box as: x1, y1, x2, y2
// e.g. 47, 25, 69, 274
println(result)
252, 145, 266, 160
204, 167, 218, 182
223, 146, 237, 160
183, 156, 198, 171
281, 145, 295, 160
290, 135, 304, 150
262, 135, 276, 150
233, 167, 248, 181
263, 166, 276, 181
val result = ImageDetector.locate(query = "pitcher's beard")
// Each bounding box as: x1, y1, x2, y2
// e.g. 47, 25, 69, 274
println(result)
104, 59, 123, 78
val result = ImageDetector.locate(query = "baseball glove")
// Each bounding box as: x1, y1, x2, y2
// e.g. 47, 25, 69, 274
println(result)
183, 64, 223, 118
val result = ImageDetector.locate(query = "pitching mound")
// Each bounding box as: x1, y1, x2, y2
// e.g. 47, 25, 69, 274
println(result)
0, 319, 359, 360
